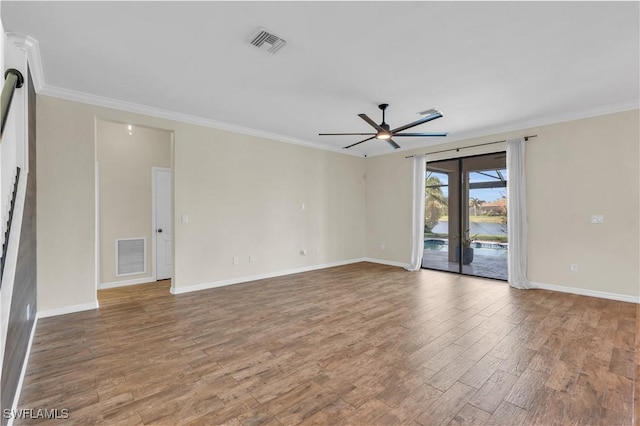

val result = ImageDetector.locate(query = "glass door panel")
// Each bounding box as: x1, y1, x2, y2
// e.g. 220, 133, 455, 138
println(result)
423, 159, 460, 273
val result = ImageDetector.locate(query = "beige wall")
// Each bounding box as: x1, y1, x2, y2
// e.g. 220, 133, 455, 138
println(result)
366, 109, 640, 298
36, 94, 639, 311
37, 97, 97, 310
97, 120, 171, 285
36, 95, 365, 311
174, 127, 365, 288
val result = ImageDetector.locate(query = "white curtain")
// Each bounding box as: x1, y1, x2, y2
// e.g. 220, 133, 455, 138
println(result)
506, 138, 532, 289
406, 155, 427, 271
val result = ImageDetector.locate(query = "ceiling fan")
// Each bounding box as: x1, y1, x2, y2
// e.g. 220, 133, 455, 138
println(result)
319, 103, 448, 150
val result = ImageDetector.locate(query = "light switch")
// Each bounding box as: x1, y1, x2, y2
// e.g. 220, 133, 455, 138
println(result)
590, 215, 604, 224
181, 214, 189, 224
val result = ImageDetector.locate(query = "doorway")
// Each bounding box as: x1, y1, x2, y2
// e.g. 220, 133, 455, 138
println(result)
95, 120, 173, 289
422, 152, 508, 280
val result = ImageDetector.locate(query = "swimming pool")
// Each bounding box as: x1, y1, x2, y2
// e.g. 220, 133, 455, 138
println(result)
424, 239, 508, 258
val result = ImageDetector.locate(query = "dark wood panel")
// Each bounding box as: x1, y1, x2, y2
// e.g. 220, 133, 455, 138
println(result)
1, 67, 37, 424
13, 262, 637, 425
635, 304, 640, 426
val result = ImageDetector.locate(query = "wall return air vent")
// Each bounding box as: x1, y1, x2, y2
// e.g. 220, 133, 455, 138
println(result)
116, 238, 146, 276
249, 28, 286, 54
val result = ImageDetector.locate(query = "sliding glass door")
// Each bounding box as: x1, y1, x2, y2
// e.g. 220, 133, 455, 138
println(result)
422, 153, 508, 280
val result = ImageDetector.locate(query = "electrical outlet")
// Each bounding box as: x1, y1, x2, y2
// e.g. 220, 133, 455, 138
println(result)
380, 243, 385, 251
591, 215, 604, 224
570, 264, 579, 272
233, 256, 239, 265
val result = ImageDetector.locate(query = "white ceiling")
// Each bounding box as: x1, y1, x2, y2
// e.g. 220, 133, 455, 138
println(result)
3, 1, 639, 157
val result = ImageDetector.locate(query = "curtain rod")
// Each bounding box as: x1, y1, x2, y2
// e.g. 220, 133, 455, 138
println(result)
405, 135, 538, 159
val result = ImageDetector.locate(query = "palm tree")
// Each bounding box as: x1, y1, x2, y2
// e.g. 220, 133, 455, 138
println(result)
425, 176, 447, 232
469, 197, 485, 216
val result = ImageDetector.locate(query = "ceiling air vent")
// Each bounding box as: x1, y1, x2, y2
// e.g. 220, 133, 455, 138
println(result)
249, 28, 286, 54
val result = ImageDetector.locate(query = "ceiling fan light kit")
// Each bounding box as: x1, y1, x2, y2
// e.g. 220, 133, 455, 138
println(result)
319, 103, 448, 150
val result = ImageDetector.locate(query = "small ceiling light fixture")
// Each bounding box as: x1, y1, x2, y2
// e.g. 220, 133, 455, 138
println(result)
375, 128, 392, 140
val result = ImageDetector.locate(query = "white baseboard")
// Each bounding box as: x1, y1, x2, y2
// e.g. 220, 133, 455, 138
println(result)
171, 258, 368, 295
363, 257, 411, 269
99, 276, 156, 290
37, 300, 99, 319
7, 316, 38, 426
531, 281, 640, 304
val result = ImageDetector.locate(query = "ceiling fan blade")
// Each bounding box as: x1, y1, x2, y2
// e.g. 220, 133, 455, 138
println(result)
392, 132, 448, 137
358, 114, 384, 131
391, 111, 443, 133
319, 133, 376, 136
343, 136, 375, 149
387, 138, 401, 149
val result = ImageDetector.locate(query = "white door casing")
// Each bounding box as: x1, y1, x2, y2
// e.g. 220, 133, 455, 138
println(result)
153, 168, 172, 280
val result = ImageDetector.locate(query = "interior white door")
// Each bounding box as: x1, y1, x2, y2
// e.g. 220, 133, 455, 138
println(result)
154, 168, 172, 280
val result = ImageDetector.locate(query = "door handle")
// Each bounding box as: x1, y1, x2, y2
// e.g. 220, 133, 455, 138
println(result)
157, 228, 163, 233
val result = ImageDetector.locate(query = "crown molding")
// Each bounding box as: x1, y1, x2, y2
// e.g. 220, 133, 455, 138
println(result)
366, 99, 639, 158
7, 31, 363, 158
9, 31, 637, 160
37, 83, 363, 157
450, 100, 639, 145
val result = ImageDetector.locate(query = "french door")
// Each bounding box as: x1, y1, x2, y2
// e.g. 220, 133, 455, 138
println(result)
422, 152, 508, 280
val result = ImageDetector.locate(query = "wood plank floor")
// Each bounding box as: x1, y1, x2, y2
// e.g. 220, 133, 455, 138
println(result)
16, 263, 638, 425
